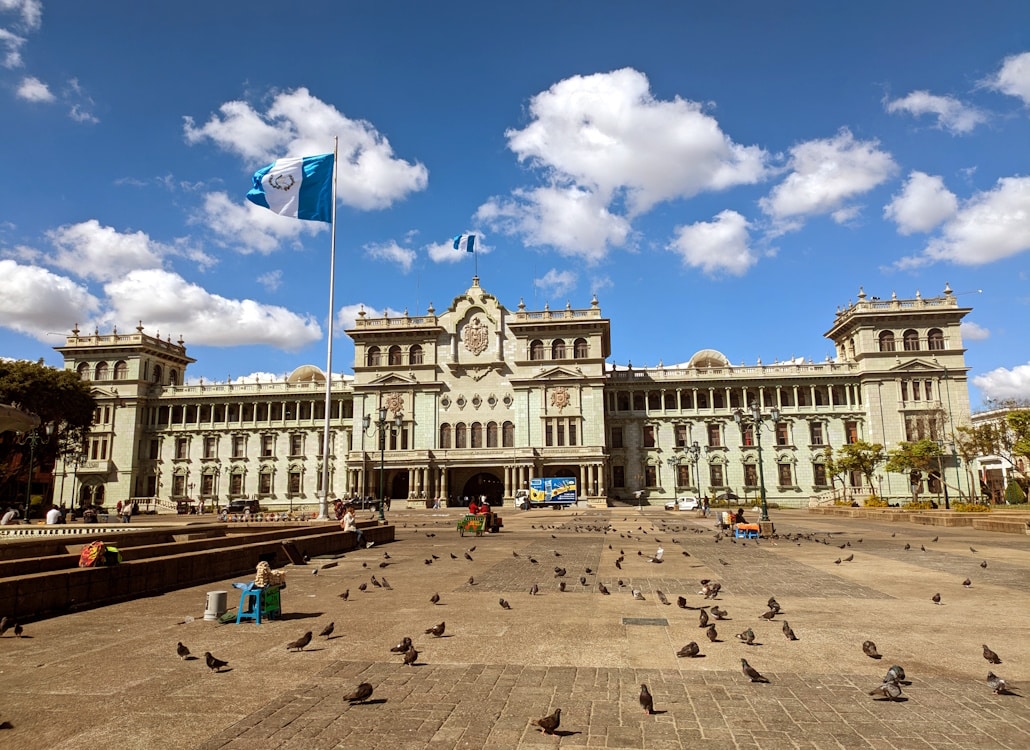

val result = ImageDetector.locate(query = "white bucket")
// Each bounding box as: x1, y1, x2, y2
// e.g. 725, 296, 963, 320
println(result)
204, 590, 228, 621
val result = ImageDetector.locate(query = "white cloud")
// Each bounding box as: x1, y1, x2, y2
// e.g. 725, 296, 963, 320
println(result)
1, 1, 41, 68
973, 361, 1030, 402
667, 209, 756, 276
885, 90, 987, 134
986, 51, 1030, 107
103, 269, 322, 351
477, 185, 631, 263
184, 87, 428, 210
46, 220, 167, 281
229, 372, 286, 384
256, 270, 282, 292
198, 191, 325, 254
481, 68, 767, 260
960, 321, 990, 341
884, 171, 958, 235
760, 128, 897, 227
533, 269, 578, 298
0, 259, 101, 339
365, 240, 416, 272
0, 27, 25, 68
916, 176, 1030, 265
1, 1, 42, 29
16, 74, 52, 102
336, 302, 405, 331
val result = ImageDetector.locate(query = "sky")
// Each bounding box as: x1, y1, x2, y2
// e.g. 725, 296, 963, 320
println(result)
2, 1, 1030, 409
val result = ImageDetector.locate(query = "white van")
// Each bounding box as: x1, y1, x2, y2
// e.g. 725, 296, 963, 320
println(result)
664, 496, 700, 511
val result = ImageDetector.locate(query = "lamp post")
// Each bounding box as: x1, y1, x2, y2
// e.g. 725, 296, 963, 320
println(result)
936, 439, 951, 510
666, 456, 679, 495
687, 441, 701, 496
733, 401, 780, 522
17, 423, 54, 519
363, 406, 402, 522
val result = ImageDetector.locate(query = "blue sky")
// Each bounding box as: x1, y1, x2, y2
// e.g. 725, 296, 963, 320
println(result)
2, 1, 1030, 408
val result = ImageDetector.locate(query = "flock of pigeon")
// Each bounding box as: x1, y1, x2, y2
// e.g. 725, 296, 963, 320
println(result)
170, 511, 1019, 738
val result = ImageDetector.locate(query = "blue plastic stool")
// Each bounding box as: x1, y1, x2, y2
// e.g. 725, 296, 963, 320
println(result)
233, 582, 282, 624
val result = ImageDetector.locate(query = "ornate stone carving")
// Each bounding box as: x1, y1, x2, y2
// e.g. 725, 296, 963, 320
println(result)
462, 316, 489, 356
550, 386, 571, 412
385, 392, 404, 415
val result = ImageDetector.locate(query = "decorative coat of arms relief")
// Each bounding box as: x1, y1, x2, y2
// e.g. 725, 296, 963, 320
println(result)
462, 316, 489, 356
550, 386, 571, 412
385, 393, 404, 415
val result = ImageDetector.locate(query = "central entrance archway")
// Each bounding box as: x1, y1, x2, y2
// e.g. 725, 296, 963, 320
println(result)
461, 472, 503, 506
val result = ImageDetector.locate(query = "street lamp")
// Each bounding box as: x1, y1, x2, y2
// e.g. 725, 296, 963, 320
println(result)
733, 401, 780, 522
16, 422, 55, 519
363, 406, 402, 522
686, 441, 702, 495
936, 440, 951, 510
666, 456, 679, 494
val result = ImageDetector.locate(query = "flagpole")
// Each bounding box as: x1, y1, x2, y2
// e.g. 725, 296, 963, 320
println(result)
318, 137, 339, 521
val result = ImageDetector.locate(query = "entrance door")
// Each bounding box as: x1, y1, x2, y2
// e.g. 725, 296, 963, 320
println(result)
462, 472, 503, 506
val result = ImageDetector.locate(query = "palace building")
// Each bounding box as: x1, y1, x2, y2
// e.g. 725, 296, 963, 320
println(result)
53, 279, 973, 511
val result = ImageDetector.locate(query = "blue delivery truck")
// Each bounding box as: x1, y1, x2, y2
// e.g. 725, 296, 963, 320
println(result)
514, 477, 578, 509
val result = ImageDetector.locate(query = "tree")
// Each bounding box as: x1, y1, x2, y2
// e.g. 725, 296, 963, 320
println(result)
885, 439, 943, 502
835, 440, 886, 494
1006, 410, 1030, 466
0, 359, 96, 504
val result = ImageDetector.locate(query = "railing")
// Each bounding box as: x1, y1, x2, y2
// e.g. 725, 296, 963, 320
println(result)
607, 362, 857, 380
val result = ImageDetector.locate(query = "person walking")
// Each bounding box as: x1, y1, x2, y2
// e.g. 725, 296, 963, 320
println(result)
122, 501, 134, 523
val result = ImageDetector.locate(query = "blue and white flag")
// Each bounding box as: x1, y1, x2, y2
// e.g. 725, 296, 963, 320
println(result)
453, 234, 476, 253
247, 153, 334, 223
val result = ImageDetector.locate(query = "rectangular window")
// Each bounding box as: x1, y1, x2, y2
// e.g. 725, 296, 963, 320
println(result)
845, 421, 859, 444
645, 465, 657, 487
232, 435, 245, 458
775, 422, 789, 447
545, 423, 553, 447
611, 426, 623, 448
203, 436, 216, 459
175, 437, 188, 460
172, 474, 186, 497
742, 424, 755, 447
925, 380, 933, 400
612, 465, 625, 488
643, 425, 655, 448
809, 422, 824, 446
261, 435, 274, 457
149, 438, 160, 459
288, 470, 301, 494
677, 465, 690, 487
709, 464, 724, 487
201, 473, 214, 496
675, 424, 688, 447
707, 423, 721, 448
99, 438, 108, 460
259, 472, 272, 494
901, 381, 909, 401
229, 473, 243, 496
849, 469, 863, 488
778, 464, 793, 486
290, 434, 304, 456
568, 422, 577, 446
557, 423, 566, 447
744, 464, 758, 487
813, 463, 827, 486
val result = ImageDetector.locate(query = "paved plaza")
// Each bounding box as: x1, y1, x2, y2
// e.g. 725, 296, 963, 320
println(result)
1, 507, 1028, 749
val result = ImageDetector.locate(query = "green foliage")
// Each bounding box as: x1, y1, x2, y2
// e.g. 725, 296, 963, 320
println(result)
1007, 410, 1030, 461
953, 502, 991, 513
863, 494, 888, 507
1004, 481, 1026, 505
831, 441, 886, 490
904, 500, 935, 510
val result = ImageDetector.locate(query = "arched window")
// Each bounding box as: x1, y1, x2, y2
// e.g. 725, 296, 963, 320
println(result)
529, 340, 544, 360
94, 362, 109, 381
502, 421, 515, 448
903, 329, 920, 351
647, 391, 661, 410
471, 422, 483, 448
551, 339, 566, 359
439, 424, 451, 449
486, 421, 498, 447
633, 392, 645, 410
388, 346, 403, 366
77, 362, 90, 381
409, 344, 424, 364
366, 346, 381, 367
152, 364, 163, 384
617, 392, 630, 411
574, 338, 588, 358
114, 361, 128, 380
455, 423, 467, 449
927, 328, 945, 350
878, 331, 895, 352
168, 369, 179, 385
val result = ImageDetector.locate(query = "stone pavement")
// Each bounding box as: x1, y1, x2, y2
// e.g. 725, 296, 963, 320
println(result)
0, 507, 1028, 749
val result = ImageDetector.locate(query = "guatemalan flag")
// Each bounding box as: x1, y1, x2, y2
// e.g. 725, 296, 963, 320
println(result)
247, 153, 335, 223
453, 234, 476, 253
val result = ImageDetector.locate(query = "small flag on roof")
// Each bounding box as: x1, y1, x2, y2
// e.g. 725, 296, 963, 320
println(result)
453, 234, 476, 253
247, 153, 334, 223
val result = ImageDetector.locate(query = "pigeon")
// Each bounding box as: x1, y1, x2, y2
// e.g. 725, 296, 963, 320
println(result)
371, 576, 381, 587
766, 597, 781, 613
706, 624, 718, 642
863, 640, 882, 659
205, 652, 229, 672
319, 622, 335, 638
639, 683, 654, 714
699, 609, 709, 628
962, 578, 972, 588
656, 590, 669, 605
710, 606, 728, 620
931, 536, 938, 542
598, 583, 610, 595
759, 609, 777, 620
677, 641, 701, 658
467, 576, 475, 586
339, 589, 350, 601
983, 645, 1002, 664
450, 553, 458, 560
529, 583, 539, 596
343, 682, 374, 704
390, 637, 412, 653
869, 680, 903, 701
884, 665, 906, 684
980, 560, 988, 569
464, 552, 474, 561
632, 589, 646, 601
736, 628, 756, 645
430, 593, 440, 605
287, 631, 313, 652
533, 708, 561, 735
782, 621, 797, 641
358, 583, 368, 592
499, 598, 512, 610
381, 576, 392, 589
580, 576, 588, 586
176, 642, 191, 660
402, 646, 419, 666
425, 621, 445, 637
904, 543, 911, 550
558, 581, 566, 592
554, 567, 566, 577
12, 622, 22, 637
970, 546, 977, 553
741, 658, 769, 683
0, 617, 7, 635
931, 593, 942, 605
843, 554, 854, 562
987, 671, 1010, 695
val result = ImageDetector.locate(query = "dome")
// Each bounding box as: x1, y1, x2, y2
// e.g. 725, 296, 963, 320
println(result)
286, 365, 326, 384
686, 349, 731, 369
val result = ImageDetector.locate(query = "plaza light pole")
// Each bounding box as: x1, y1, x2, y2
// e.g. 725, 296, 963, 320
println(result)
666, 456, 679, 495
363, 406, 402, 522
733, 401, 780, 523
936, 439, 951, 510
686, 441, 701, 496
17, 423, 54, 519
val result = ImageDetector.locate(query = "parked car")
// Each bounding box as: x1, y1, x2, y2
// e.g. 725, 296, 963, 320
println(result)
665, 496, 701, 511
220, 498, 261, 514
